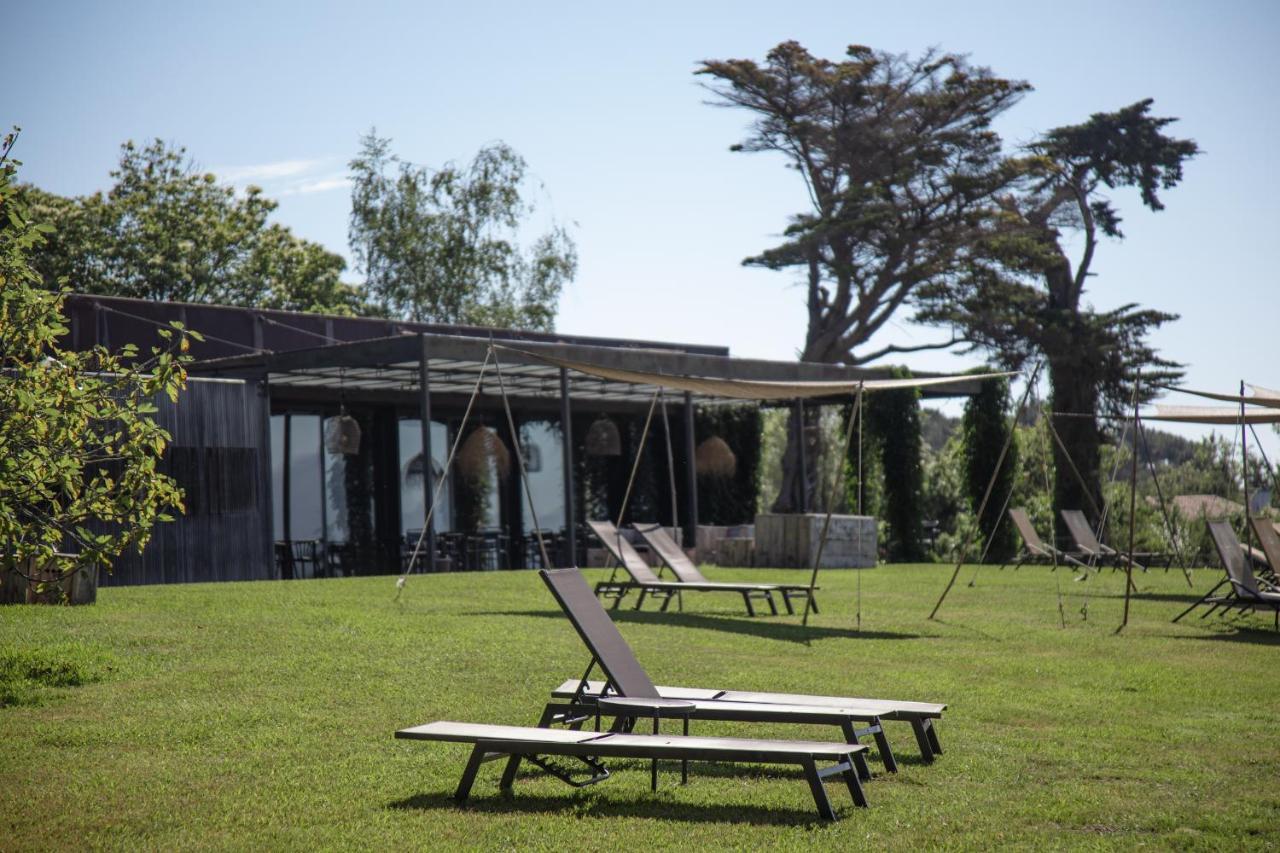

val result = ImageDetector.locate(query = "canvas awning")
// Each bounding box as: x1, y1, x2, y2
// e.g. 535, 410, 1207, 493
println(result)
1143, 405, 1280, 425
1156, 383, 1280, 410
496, 345, 1014, 402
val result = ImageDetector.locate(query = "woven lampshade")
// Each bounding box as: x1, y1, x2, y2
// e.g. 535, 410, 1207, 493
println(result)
324, 412, 362, 456
457, 426, 511, 479
694, 435, 737, 478
584, 415, 621, 456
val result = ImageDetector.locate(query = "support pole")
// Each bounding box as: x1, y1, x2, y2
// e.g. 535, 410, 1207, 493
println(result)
931, 362, 1042, 620
418, 335, 437, 572
683, 392, 698, 550
1118, 374, 1141, 633
559, 368, 576, 567
1241, 379, 1252, 553
802, 384, 863, 626
794, 399, 808, 513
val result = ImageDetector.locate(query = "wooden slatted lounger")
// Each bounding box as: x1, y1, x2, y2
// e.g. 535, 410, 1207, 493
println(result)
539, 567, 916, 772
395, 721, 869, 820
632, 522, 819, 614
588, 520, 781, 616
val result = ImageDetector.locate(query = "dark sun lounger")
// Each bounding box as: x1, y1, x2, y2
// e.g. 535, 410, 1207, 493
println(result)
587, 520, 782, 616
1005, 508, 1091, 573
632, 522, 819, 614
1173, 520, 1280, 628
395, 721, 869, 820
538, 567, 933, 771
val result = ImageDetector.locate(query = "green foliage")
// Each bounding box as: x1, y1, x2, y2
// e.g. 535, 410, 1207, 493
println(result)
961, 373, 1019, 561
348, 131, 576, 330
863, 374, 924, 561
695, 405, 762, 525
23, 139, 365, 314
0, 131, 192, 586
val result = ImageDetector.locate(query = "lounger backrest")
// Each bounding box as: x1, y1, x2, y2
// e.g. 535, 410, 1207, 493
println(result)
1061, 510, 1104, 552
633, 523, 706, 583
1207, 520, 1261, 597
1009, 508, 1047, 551
539, 568, 661, 699
587, 520, 661, 583
1248, 516, 1280, 572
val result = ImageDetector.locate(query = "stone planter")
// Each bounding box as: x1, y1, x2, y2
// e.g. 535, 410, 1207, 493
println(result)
0, 554, 98, 605
754, 513, 877, 569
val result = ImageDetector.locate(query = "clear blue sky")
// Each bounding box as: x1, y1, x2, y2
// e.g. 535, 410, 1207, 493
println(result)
10, 0, 1280, 461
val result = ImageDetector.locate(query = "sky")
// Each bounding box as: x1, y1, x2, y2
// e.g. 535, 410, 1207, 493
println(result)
9, 0, 1280, 462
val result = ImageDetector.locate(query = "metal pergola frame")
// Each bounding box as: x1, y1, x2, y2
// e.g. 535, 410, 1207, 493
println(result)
195, 331, 989, 570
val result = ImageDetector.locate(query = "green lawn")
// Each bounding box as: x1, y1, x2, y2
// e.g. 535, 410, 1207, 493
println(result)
2, 563, 1278, 850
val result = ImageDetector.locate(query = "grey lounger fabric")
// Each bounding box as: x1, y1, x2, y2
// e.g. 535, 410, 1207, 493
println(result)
1174, 520, 1280, 627
1006, 508, 1090, 571
632, 522, 819, 614
395, 721, 869, 819
539, 567, 916, 769
1060, 509, 1149, 571
1249, 516, 1280, 581
587, 520, 781, 616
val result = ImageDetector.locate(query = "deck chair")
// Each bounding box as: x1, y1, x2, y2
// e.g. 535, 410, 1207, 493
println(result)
395, 721, 869, 820
1248, 516, 1280, 583
632, 522, 819, 615
587, 520, 780, 616
1173, 520, 1280, 627
1004, 508, 1091, 573
1060, 509, 1150, 572
539, 567, 939, 770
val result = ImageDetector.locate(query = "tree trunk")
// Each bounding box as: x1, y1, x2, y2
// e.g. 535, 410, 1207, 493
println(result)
1047, 351, 1104, 541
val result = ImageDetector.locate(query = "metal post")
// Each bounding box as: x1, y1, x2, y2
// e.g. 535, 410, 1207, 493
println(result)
1241, 379, 1252, 552
1119, 373, 1141, 632
682, 392, 698, 550
559, 368, 576, 567
418, 335, 437, 572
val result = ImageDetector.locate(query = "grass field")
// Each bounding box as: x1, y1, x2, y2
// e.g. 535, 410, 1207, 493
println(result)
2, 562, 1278, 850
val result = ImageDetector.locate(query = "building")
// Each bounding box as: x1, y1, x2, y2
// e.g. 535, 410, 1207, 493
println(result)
61, 293, 986, 586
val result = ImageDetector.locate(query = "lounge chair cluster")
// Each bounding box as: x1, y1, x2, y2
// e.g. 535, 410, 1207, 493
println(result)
1174, 518, 1280, 628
1006, 508, 1170, 574
397, 567, 947, 821
588, 520, 818, 616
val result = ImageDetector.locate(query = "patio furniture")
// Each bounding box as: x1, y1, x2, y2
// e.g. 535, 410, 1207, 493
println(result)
1173, 520, 1280, 627
1005, 508, 1091, 572
587, 520, 780, 616
287, 539, 322, 579
633, 522, 818, 614
1248, 516, 1280, 582
1060, 510, 1156, 571
394, 721, 869, 820
538, 567, 907, 771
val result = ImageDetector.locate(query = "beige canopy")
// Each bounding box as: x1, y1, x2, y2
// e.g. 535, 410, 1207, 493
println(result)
1143, 405, 1280, 425
497, 345, 1014, 402
1158, 383, 1280, 410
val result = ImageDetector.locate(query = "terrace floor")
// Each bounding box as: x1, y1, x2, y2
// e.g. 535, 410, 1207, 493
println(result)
2, 564, 1278, 849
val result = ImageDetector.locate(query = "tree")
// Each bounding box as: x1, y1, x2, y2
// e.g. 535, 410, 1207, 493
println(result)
24, 139, 365, 314
698, 42, 1030, 511
918, 100, 1196, 529
863, 374, 925, 561
348, 131, 577, 330
961, 371, 1017, 561
1, 130, 194, 597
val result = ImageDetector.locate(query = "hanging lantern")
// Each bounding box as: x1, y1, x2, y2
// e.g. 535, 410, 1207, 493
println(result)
325, 411, 362, 455
457, 426, 511, 479
695, 435, 737, 478
405, 453, 445, 483
521, 442, 543, 473
585, 415, 621, 457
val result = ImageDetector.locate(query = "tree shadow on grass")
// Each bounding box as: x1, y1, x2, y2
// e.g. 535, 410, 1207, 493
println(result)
476, 608, 923, 645
387, 789, 842, 826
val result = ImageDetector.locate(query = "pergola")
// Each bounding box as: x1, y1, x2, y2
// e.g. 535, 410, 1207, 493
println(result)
195, 330, 990, 568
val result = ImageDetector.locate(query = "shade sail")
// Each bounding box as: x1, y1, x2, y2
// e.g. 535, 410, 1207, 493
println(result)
496, 345, 1014, 402
1143, 405, 1280, 425
1157, 383, 1280, 410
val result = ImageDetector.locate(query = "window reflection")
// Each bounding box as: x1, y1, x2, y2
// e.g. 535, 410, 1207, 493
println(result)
520, 420, 565, 532
288, 415, 323, 541
270, 414, 285, 541
400, 419, 453, 534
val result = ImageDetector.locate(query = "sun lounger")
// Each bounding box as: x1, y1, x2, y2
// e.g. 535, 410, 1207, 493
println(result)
1005, 508, 1091, 572
395, 721, 869, 820
632, 522, 819, 614
539, 567, 938, 770
587, 520, 781, 616
1060, 509, 1154, 571
1173, 520, 1280, 628
1248, 516, 1280, 583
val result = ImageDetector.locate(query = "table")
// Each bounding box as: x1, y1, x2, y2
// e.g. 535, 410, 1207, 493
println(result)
596, 696, 697, 790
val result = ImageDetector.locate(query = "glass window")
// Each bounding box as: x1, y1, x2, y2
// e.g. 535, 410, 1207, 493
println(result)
520, 420, 565, 532
324, 413, 375, 546
399, 419, 453, 535
288, 415, 323, 541
270, 414, 285, 541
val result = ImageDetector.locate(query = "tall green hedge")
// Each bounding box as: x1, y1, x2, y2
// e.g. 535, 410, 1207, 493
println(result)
695, 404, 763, 525
961, 372, 1019, 562
863, 369, 924, 561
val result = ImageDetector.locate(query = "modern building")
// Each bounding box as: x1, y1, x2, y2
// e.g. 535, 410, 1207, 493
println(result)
61, 293, 986, 586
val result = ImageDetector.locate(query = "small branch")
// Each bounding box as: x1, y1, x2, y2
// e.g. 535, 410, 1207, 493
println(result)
848, 335, 970, 366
